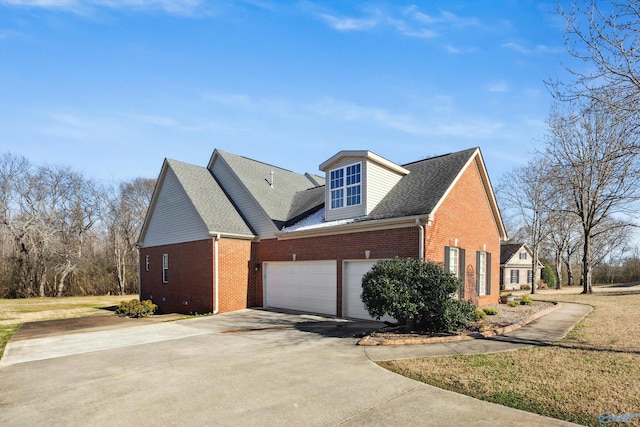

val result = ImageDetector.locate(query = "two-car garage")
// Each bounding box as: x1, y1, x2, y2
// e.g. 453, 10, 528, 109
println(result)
263, 260, 379, 320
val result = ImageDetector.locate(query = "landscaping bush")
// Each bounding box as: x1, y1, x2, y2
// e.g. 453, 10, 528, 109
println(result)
483, 307, 499, 316
361, 258, 476, 332
474, 308, 487, 321
507, 301, 519, 307
115, 299, 157, 318
520, 294, 532, 305
541, 261, 557, 288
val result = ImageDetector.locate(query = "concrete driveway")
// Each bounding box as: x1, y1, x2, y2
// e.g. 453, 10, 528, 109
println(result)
0, 309, 576, 426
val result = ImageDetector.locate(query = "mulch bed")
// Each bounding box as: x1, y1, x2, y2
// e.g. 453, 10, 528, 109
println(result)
358, 301, 558, 346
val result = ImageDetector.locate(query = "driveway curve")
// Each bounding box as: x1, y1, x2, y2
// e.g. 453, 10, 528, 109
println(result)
0, 308, 581, 426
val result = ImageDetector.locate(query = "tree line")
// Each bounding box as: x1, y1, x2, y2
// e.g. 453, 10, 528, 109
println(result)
498, 0, 640, 294
0, 152, 154, 297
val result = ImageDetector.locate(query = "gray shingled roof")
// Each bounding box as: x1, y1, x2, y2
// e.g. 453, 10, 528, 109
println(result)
216, 150, 325, 225
167, 159, 255, 236
500, 243, 523, 264
367, 147, 478, 220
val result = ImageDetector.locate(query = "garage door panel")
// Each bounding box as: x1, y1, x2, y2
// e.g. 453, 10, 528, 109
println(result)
344, 261, 395, 322
265, 261, 336, 316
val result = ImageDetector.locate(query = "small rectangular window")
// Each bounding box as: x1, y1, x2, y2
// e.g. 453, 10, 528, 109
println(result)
478, 252, 487, 295
145, 255, 150, 272
510, 269, 519, 284
162, 254, 169, 283
519, 252, 527, 260
448, 247, 459, 277
527, 269, 533, 284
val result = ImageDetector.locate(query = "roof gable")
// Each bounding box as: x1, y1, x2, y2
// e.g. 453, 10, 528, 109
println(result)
368, 147, 478, 220
138, 159, 254, 247
208, 150, 324, 231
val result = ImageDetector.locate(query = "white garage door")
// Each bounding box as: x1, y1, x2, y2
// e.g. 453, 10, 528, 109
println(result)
344, 261, 395, 322
264, 261, 336, 316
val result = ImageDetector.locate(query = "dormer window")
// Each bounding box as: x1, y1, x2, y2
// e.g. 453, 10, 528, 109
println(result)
330, 162, 361, 209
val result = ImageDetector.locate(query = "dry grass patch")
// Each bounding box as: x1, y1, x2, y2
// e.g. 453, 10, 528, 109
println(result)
0, 295, 137, 360
380, 291, 640, 426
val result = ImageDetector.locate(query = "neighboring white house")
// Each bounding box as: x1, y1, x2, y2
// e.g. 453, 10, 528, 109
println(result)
500, 243, 543, 291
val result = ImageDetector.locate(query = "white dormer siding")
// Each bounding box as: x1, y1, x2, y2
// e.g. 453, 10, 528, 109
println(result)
320, 151, 409, 222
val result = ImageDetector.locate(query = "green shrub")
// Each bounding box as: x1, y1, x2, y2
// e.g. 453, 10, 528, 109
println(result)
507, 301, 519, 307
520, 294, 532, 305
361, 257, 476, 332
115, 299, 157, 318
483, 307, 499, 316
541, 261, 557, 288
474, 308, 487, 321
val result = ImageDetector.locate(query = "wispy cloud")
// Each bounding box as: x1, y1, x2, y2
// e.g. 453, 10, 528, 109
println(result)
486, 82, 510, 93
0, 0, 208, 16
309, 3, 478, 40
306, 97, 502, 139
315, 12, 379, 31
502, 41, 563, 55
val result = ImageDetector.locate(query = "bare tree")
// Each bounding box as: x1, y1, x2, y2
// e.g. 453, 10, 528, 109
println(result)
106, 178, 154, 295
544, 205, 582, 289
548, 0, 640, 114
499, 156, 555, 294
545, 99, 640, 293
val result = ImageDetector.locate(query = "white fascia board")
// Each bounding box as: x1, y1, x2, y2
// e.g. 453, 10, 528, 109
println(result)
274, 214, 432, 240
319, 150, 409, 175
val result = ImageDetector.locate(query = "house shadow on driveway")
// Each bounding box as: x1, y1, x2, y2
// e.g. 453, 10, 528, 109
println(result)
294, 319, 383, 339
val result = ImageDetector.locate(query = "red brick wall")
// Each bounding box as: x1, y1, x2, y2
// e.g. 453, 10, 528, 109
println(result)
218, 238, 256, 313
258, 227, 420, 315
139, 239, 214, 314
139, 238, 257, 315
423, 159, 501, 306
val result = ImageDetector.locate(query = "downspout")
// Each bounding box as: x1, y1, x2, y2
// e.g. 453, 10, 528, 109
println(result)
214, 233, 220, 314
416, 219, 424, 260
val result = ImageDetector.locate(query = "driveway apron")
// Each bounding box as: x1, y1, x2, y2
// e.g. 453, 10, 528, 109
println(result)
0, 309, 578, 426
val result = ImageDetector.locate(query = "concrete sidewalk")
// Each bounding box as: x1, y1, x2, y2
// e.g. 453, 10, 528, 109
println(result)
364, 302, 592, 361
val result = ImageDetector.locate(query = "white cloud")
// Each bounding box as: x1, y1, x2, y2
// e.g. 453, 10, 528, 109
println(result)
316, 12, 379, 31
306, 97, 503, 139
503, 41, 564, 55
309, 4, 478, 39
0, 0, 207, 16
487, 82, 510, 93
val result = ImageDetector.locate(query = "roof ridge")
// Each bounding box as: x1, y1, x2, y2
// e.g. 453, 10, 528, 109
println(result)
216, 149, 298, 174
401, 147, 478, 167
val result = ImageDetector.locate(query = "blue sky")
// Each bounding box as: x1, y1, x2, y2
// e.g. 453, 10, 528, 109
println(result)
0, 0, 572, 184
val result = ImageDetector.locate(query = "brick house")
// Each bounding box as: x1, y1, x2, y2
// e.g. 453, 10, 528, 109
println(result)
137, 147, 507, 318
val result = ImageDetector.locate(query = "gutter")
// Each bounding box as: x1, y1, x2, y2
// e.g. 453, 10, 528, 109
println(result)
416, 219, 424, 260
415, 215, 433, 260
214, 233, 220, 315
275, 214, 432, 240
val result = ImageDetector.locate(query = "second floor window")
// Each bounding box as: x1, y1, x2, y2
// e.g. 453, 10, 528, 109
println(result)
330, 162, 361, 209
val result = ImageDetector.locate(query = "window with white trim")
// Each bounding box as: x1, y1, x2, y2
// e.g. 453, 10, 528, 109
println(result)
478, 251, 487, 295
448, 247, 459, 277
330, 162, 361, 209
162, 254, 169, 283
510, 269, 519, 284
527, 269, 533, 284
519, 252, 528, 260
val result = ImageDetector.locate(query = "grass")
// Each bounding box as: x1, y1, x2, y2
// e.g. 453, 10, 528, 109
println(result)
379, 290, 640, 426
0, 295, 137, 360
